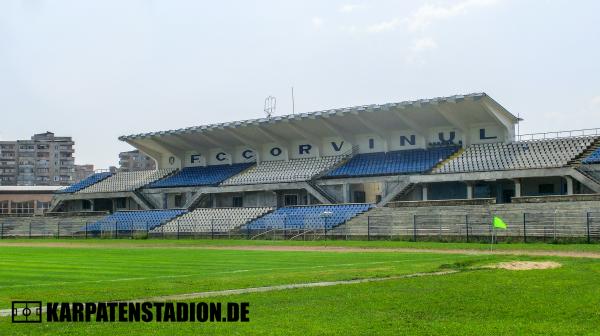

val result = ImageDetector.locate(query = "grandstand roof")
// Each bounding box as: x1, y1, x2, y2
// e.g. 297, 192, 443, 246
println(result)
119, 93, 518, 153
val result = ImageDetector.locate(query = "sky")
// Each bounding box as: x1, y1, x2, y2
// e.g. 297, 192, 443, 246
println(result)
1, 0, 599, 169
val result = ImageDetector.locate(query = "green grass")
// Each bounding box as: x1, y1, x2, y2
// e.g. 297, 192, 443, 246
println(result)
1, 242, 599, 335
3, 238, 600, 253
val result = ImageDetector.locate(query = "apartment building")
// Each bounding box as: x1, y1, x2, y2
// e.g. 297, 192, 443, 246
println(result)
118, 150, 156, 172
0, 132, 76, 186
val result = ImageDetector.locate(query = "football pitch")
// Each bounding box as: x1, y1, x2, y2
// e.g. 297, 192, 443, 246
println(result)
1, 240, 600, 335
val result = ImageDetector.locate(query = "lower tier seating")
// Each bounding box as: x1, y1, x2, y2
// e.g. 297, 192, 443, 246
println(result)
147, 163, 254, 188
152, 207, 272, 233
77, 169, 175, 193
434, 137, 597, 173
86, 209, 187, 231
325, 147, 459, 178
245, 204, 373, 230
58, 172, 113, 193
221, 156, 345, 185
583, 148, 600, 164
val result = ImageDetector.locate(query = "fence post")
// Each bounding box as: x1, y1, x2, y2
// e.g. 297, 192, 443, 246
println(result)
146, 222, 149, 240
367, 216, 370, 241
114, 222, 117, 239
587, 212, 591, 244
211, 219, 214, 240
29, 221, 32, 239
1, 220, 4, 239
523, 213, 527, 243
177, 221, 180, 240
85, 222, 88, 239
465, 214, 469, 243
412, 214, 417, 242
57, 222, 60, 239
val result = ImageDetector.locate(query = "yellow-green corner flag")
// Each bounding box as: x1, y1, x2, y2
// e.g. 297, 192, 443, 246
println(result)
493, 216, 507, 230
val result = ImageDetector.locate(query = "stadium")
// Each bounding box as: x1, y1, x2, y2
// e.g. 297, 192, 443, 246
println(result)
3, 93, 600, 335
9, 92, 594, 242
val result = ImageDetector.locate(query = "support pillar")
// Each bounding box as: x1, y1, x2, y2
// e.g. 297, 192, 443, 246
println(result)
513, 179, 522, 198
342, 184, 351, 203
466, 182, 474, 199
422, 184, 428, 201
565, 176, 574, 195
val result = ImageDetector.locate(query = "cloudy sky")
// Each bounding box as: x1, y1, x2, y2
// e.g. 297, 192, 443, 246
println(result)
1, 0, 599, 169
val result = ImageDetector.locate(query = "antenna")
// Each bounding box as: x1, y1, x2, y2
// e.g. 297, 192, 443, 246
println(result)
264, 96, 276, 118
291, 87, 295, 114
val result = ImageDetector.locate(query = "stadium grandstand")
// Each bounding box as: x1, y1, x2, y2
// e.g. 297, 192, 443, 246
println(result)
41, 92, 600, 237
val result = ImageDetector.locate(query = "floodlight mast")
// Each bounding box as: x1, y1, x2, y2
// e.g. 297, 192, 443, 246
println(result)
264, 96, 276, 119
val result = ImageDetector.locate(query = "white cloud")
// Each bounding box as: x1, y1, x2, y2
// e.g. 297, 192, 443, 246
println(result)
366, 18, 401, 33
591, 95, 600, 106
410, 37, 438, 52
406, 0, 500, 32
366, 0, 500, 33
340, 4, 365, 13
311, 16, 324, 29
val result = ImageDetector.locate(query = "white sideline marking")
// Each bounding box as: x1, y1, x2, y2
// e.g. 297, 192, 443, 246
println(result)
0, 257, 459, 289
0, 270, 457, 317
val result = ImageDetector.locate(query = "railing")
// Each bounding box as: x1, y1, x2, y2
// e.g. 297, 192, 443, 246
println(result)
3, 210, 600, 243
516, 128, 600, 142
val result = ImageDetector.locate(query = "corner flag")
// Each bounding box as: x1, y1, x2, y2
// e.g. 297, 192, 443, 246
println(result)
493, 216, 507, 229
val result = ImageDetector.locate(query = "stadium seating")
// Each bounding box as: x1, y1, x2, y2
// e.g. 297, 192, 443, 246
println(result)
325, 147, 459, 178
221, 156, 345, 185
86, 209, 187, 232
434, 137, 597, 173
582, 148, 600, 164
147, 163, 253, 188
77, 169, 175, 193
152, 207, 272, 233
57, 172, 113, 193
245, 204, 373, 230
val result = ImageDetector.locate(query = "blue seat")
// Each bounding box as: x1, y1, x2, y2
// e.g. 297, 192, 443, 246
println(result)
325, 146, 459, 178
245, 204, 373, 230
147, 163, 253, 188
583, 148, 600, 164
57, 172, 113, 193
86, 209, 188, 232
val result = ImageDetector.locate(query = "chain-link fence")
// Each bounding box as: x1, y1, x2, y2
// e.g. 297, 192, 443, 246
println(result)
358, 210, 600, 243
1, 210, 600, 243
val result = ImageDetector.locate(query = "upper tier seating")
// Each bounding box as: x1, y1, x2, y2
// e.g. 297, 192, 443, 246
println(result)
582, 148, 600, 164
325, 147, 459, 178
86, 209, 187, 232
434, 137, 597, 174
77, 169, 175, 193
245, 204, 373, 230
57, 172, 113, 193
221, 156, 345, 185
147, 163, 253, 188
152, 207, 272, 233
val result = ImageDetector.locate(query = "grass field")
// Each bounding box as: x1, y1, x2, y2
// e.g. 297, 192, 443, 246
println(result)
1, 240, 599, 335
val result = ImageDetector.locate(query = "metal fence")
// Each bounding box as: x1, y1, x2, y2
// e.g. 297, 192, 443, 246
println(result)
1, 210, 600, 243
360, 210, 600, 243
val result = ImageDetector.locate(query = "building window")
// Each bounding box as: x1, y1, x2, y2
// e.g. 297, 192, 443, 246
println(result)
115, 198, 127, 209
174, 194, 183, 208
284, 194, 298, 206
37, 201, 50, 213
13, 201, 34, 215
82, 200, 92, 210
538, 184, 555, 195
232, 196, 243, 208
353, 191, 366, 203
0, 201, 9, 214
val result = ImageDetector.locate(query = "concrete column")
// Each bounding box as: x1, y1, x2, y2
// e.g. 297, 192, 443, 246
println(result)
422, 184, 428, 201
342, 184, 351, 203
565, 176, 574, 195
466, 182, 473, 199
513, 179, 522, 198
